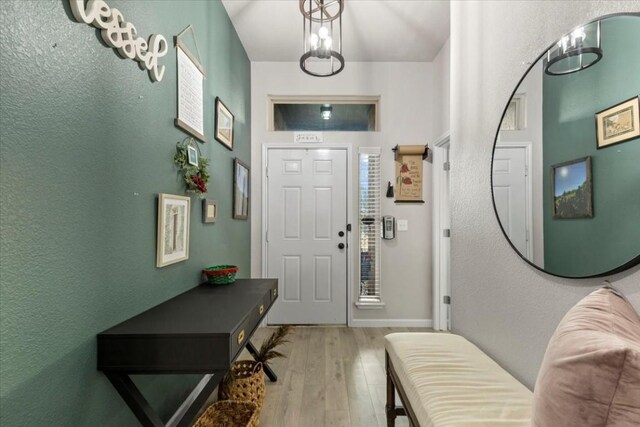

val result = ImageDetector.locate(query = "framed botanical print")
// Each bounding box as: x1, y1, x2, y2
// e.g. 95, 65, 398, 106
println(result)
215, 97, 234, 150
595, 96, 640, 149
156, 193, 190, 267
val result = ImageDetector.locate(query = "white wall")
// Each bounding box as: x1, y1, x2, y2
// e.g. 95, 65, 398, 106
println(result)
497, 61, 544, 266
251, 61, 437, 324
450, 0, 640, 389
432, 38, 451, 138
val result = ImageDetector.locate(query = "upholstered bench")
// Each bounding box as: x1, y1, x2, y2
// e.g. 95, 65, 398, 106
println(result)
385, 333, 532, 426
384, 287, 640, 427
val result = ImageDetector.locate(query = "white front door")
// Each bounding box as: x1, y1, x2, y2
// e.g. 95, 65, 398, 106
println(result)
493, 146, 529, 258
266, 148, 348, 325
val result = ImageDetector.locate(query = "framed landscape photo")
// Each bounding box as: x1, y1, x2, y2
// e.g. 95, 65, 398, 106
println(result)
595, 96, 640, 149
233, 158, 250, 220
156, 193, 190, 267
215, 97, 234, 150
551, 157, 593, 219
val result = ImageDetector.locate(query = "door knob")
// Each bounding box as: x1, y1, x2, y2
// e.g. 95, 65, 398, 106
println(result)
338, 231, 345, 237
338, 243, 345, 249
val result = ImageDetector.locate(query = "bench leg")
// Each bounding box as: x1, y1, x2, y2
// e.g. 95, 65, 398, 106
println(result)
386, 353, 397, 427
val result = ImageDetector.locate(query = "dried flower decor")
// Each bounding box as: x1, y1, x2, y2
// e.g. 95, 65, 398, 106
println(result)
254, 325, 294, 367
174, 137, 209, 197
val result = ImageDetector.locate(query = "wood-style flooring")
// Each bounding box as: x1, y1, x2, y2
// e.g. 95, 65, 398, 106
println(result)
237, 326, 431, 427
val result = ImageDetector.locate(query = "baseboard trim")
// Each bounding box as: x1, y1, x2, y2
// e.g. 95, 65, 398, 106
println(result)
350, 319, 433, 328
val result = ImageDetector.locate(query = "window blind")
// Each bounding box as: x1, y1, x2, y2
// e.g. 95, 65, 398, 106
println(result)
358, 149, 382, 303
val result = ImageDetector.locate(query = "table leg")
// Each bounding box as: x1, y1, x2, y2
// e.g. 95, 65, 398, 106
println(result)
246, 340, 278, 382
168, 373, 223, 427
106, 372, 223, 427
106, 373, 164, 427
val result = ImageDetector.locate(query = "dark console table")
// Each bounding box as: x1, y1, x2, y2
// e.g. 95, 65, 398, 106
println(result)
97, 278, 278, 427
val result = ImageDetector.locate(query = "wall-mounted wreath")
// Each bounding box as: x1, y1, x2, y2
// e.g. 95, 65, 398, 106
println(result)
174, 137, 209, 197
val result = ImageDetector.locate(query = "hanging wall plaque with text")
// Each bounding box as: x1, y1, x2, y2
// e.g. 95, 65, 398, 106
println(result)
175, 42, 205, 141
395, 145, 426, 203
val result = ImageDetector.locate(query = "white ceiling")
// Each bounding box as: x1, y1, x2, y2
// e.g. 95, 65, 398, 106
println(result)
221, 0, 450, 62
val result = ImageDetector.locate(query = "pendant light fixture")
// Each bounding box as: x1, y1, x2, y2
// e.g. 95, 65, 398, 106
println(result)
300, 0, 344, 77
545, 20, 602, 75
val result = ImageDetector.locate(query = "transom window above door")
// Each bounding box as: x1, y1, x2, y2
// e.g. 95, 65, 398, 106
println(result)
268, 96, 380, 131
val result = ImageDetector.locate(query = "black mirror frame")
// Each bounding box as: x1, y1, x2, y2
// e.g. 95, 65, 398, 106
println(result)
489, 12, 640, 279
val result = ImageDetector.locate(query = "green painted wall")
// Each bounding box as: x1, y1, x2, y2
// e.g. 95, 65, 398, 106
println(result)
543, 16, 640, 277
0, 1, 250, 425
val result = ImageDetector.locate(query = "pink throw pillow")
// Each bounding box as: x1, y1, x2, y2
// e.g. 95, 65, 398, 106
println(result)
532, 287, 640, 426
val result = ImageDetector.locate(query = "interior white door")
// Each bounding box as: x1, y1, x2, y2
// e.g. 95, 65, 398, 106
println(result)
433, 139, 451, 331
493, 146, 529, 257
441, 145, 451, 330
266, 148, 348, 325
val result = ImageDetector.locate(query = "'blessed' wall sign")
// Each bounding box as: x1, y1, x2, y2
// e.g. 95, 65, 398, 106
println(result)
69, 0, 168, 82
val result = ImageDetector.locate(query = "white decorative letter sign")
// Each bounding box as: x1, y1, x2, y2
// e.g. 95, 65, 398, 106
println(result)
294, 132, 323, 143
69, 0, 168, 82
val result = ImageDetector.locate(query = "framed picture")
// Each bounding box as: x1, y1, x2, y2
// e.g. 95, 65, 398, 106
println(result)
215, 97, 234, 150
551, 157, 593, 219
595, 96, 640, 149
233, 158, 250, 220
187, 145, 199, 166
202, 199, 217, 224
174, 41, 206, 142
156, 193, 190, 267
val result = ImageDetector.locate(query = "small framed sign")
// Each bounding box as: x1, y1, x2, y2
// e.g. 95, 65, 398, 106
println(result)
202, 199, 217, 224
294, 131, 323, 143
187, 145, 199, 166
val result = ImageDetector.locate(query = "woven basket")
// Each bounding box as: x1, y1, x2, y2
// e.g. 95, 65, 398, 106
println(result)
218, 360, 265, 416
203, 265, 238, 285
192, 400, 258, 427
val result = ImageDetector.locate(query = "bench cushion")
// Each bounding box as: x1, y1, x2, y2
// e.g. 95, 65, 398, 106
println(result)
385, 333, 532, 426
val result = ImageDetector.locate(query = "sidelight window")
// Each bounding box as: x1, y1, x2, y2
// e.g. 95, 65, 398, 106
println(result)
357, 148, 384, 307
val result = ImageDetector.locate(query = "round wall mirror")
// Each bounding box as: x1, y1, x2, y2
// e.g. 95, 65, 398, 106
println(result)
491, 13, 640, 278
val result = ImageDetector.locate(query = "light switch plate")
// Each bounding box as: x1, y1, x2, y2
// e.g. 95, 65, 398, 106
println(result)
397, 219, 408, 231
